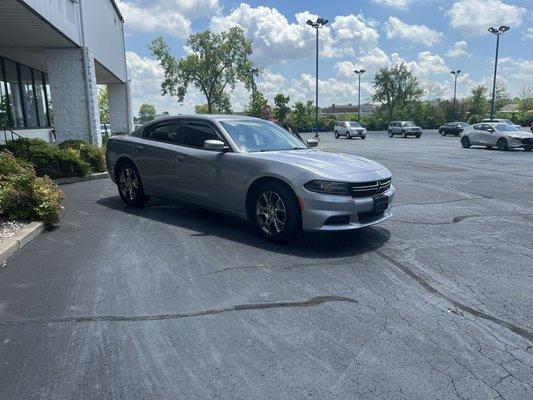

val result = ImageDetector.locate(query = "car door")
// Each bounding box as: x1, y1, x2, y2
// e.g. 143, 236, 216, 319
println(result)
479, 124, 497, 145
173, 119, 229, 206
133, 121, 181, 195
469, 124, 484, 145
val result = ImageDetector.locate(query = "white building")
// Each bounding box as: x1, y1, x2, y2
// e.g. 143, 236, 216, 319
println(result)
0, 0, 132, 146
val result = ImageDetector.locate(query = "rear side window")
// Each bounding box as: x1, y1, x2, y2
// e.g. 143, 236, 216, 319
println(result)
181, 121, 220, 149
143, 123, 180, 143
472, 124, 482, 130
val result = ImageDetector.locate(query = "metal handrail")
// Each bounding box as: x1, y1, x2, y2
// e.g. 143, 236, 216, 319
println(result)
2, 125, 31, 161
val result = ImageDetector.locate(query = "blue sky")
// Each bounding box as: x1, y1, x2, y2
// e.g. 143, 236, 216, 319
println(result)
116, 0, 533, 115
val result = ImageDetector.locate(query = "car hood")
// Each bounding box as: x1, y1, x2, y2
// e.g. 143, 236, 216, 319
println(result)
250, 149, 386, 175
504, 131, 533, 139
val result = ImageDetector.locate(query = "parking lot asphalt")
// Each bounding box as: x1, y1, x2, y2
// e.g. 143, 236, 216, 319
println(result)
1, 130, 532, 399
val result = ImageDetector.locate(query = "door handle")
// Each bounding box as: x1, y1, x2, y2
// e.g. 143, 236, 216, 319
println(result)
175, 154, 183, 162
134, 145, 143, 152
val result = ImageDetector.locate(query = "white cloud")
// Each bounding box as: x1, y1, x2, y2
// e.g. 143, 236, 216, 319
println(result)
391, 51, 449, 76
446, 41, 470, 58
372, 0, 410, 9
522, 28, 533, 41
385, 17, 444, 47
498, 57, 533, 81
209, 4, 378, 63
446, 0, 525, 36
117, 0, 221, 38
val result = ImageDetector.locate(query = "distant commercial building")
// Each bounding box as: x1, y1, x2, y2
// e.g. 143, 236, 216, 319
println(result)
322, 103, 378, 116
0, 0, 132, 146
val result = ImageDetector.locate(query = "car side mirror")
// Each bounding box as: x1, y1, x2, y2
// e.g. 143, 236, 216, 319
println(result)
204, 139, 226, 151
306, 138, 318, 147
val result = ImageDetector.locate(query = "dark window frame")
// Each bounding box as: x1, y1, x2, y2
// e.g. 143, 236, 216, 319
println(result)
0, 55, 53, 129
141, 120, 182, 144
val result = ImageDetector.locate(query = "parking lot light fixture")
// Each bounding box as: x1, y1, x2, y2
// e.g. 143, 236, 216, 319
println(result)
354, 69, 366, 122
450, 70, 461, 121
488, 25, 510, 121
306, 17, 329, 138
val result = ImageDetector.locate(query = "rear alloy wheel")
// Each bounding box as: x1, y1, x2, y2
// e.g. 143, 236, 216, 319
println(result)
388, 130, 393, 137
497, 138, 508, 151
117, 163, 150, 207
461, 136, 471, 148
253, 182, 301, 243
334, 131, 339, 139
440, 129, 446, 136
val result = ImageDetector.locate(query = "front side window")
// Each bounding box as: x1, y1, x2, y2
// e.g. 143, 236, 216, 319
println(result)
403, 121, 415, 127
181, 121, 220, 148
143, 122, 180, 143
472, 124, 482, 130
220, 119, 307, 152
348, 122, 361, 127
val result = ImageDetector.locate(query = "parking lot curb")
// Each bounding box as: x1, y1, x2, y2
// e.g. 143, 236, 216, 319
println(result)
54, 172, 109, 185
0, 222, 44, 264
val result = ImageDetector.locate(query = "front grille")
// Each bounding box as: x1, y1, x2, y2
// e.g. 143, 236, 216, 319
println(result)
521, 138, 533, 145
350, 178, 391, 197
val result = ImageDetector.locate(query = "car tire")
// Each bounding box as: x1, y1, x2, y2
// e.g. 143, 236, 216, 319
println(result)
461, 136, 471, 148
497, 138, 508, 151
524, 147, 532, 152
402, 130, 407, 138
251, 182, 301, 243
416, 133, 421, 138
334, 131, 339, 139
117, 161, 150, 207
440, 129, 446, 136
361, 135, 366, 140
346, 133, 351, 139
388, 130, 393, 137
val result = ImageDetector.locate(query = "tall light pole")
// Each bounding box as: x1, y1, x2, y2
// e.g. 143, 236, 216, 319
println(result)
354, 69, 366, 122
248, 68, 259, 116
450, 70, 461, 121
306, 17, 328, 138
488, 25, 510, 121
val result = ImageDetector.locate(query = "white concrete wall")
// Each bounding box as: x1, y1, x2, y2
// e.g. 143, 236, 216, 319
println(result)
0, 128, 54, 144
45, 48, 101, 146
108, 82, 133, 133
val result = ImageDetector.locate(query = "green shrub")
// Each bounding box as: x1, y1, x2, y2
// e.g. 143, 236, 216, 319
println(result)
3, 138, 90, 179
58, 140, 106, 173
0, 150, 63, 228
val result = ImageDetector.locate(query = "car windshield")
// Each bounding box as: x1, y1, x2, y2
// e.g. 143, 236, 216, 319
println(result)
219, 119, 307, 152
348, 122, 361, 127
501, 119, 514, 125
402, 122, 415, 126
495, 124, 520, 132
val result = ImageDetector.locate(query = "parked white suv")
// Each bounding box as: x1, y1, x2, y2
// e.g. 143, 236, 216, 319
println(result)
334, 121, 366, 139
388, 121, 422, 138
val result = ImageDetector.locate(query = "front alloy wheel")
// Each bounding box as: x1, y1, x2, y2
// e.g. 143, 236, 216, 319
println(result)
388, 130, 393, 137
461, 136, 471, 148
497, 138, 508, 151
252, 182, 301, 242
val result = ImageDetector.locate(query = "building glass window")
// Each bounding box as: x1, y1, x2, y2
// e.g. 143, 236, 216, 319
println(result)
19, 65, 39, 127
0, 60, 10, 127
3, 59, 25, 128
34, 72, 48, 127
0, 56, 53, 129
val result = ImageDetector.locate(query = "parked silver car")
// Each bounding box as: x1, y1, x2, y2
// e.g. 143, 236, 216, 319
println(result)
461, 123, 533, 151
334, 121, 366, 139
106, 115, 394, 242
388, 121, 422, 138
481, 118, 521, 130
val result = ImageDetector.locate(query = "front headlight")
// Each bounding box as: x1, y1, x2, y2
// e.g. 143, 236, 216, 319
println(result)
304, 180, 350, 195
508, 135, 521, 140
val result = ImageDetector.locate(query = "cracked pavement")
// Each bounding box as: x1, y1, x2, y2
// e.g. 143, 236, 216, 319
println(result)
0, 131, 532, 399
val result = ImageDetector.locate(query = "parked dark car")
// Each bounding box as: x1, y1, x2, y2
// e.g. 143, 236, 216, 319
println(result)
438, 122, 470, 136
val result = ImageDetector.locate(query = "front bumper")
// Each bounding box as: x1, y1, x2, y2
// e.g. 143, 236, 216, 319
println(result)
300, 185, 395, 231
508, 137, 533, 149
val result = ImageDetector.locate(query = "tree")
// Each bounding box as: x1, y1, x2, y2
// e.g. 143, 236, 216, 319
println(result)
149, 27, 254, 113
138, 104, 157, 124
97, 86, 109, 123
244, 90, 267, 117
372, 63, 423, 120
518, 82, 533, 112
273, 93, 290, 122
291, 101, 308, 131
468, 85, 488, 120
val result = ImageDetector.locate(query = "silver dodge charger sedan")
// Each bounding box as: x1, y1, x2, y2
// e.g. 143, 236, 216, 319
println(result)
106, 115, 394, 242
